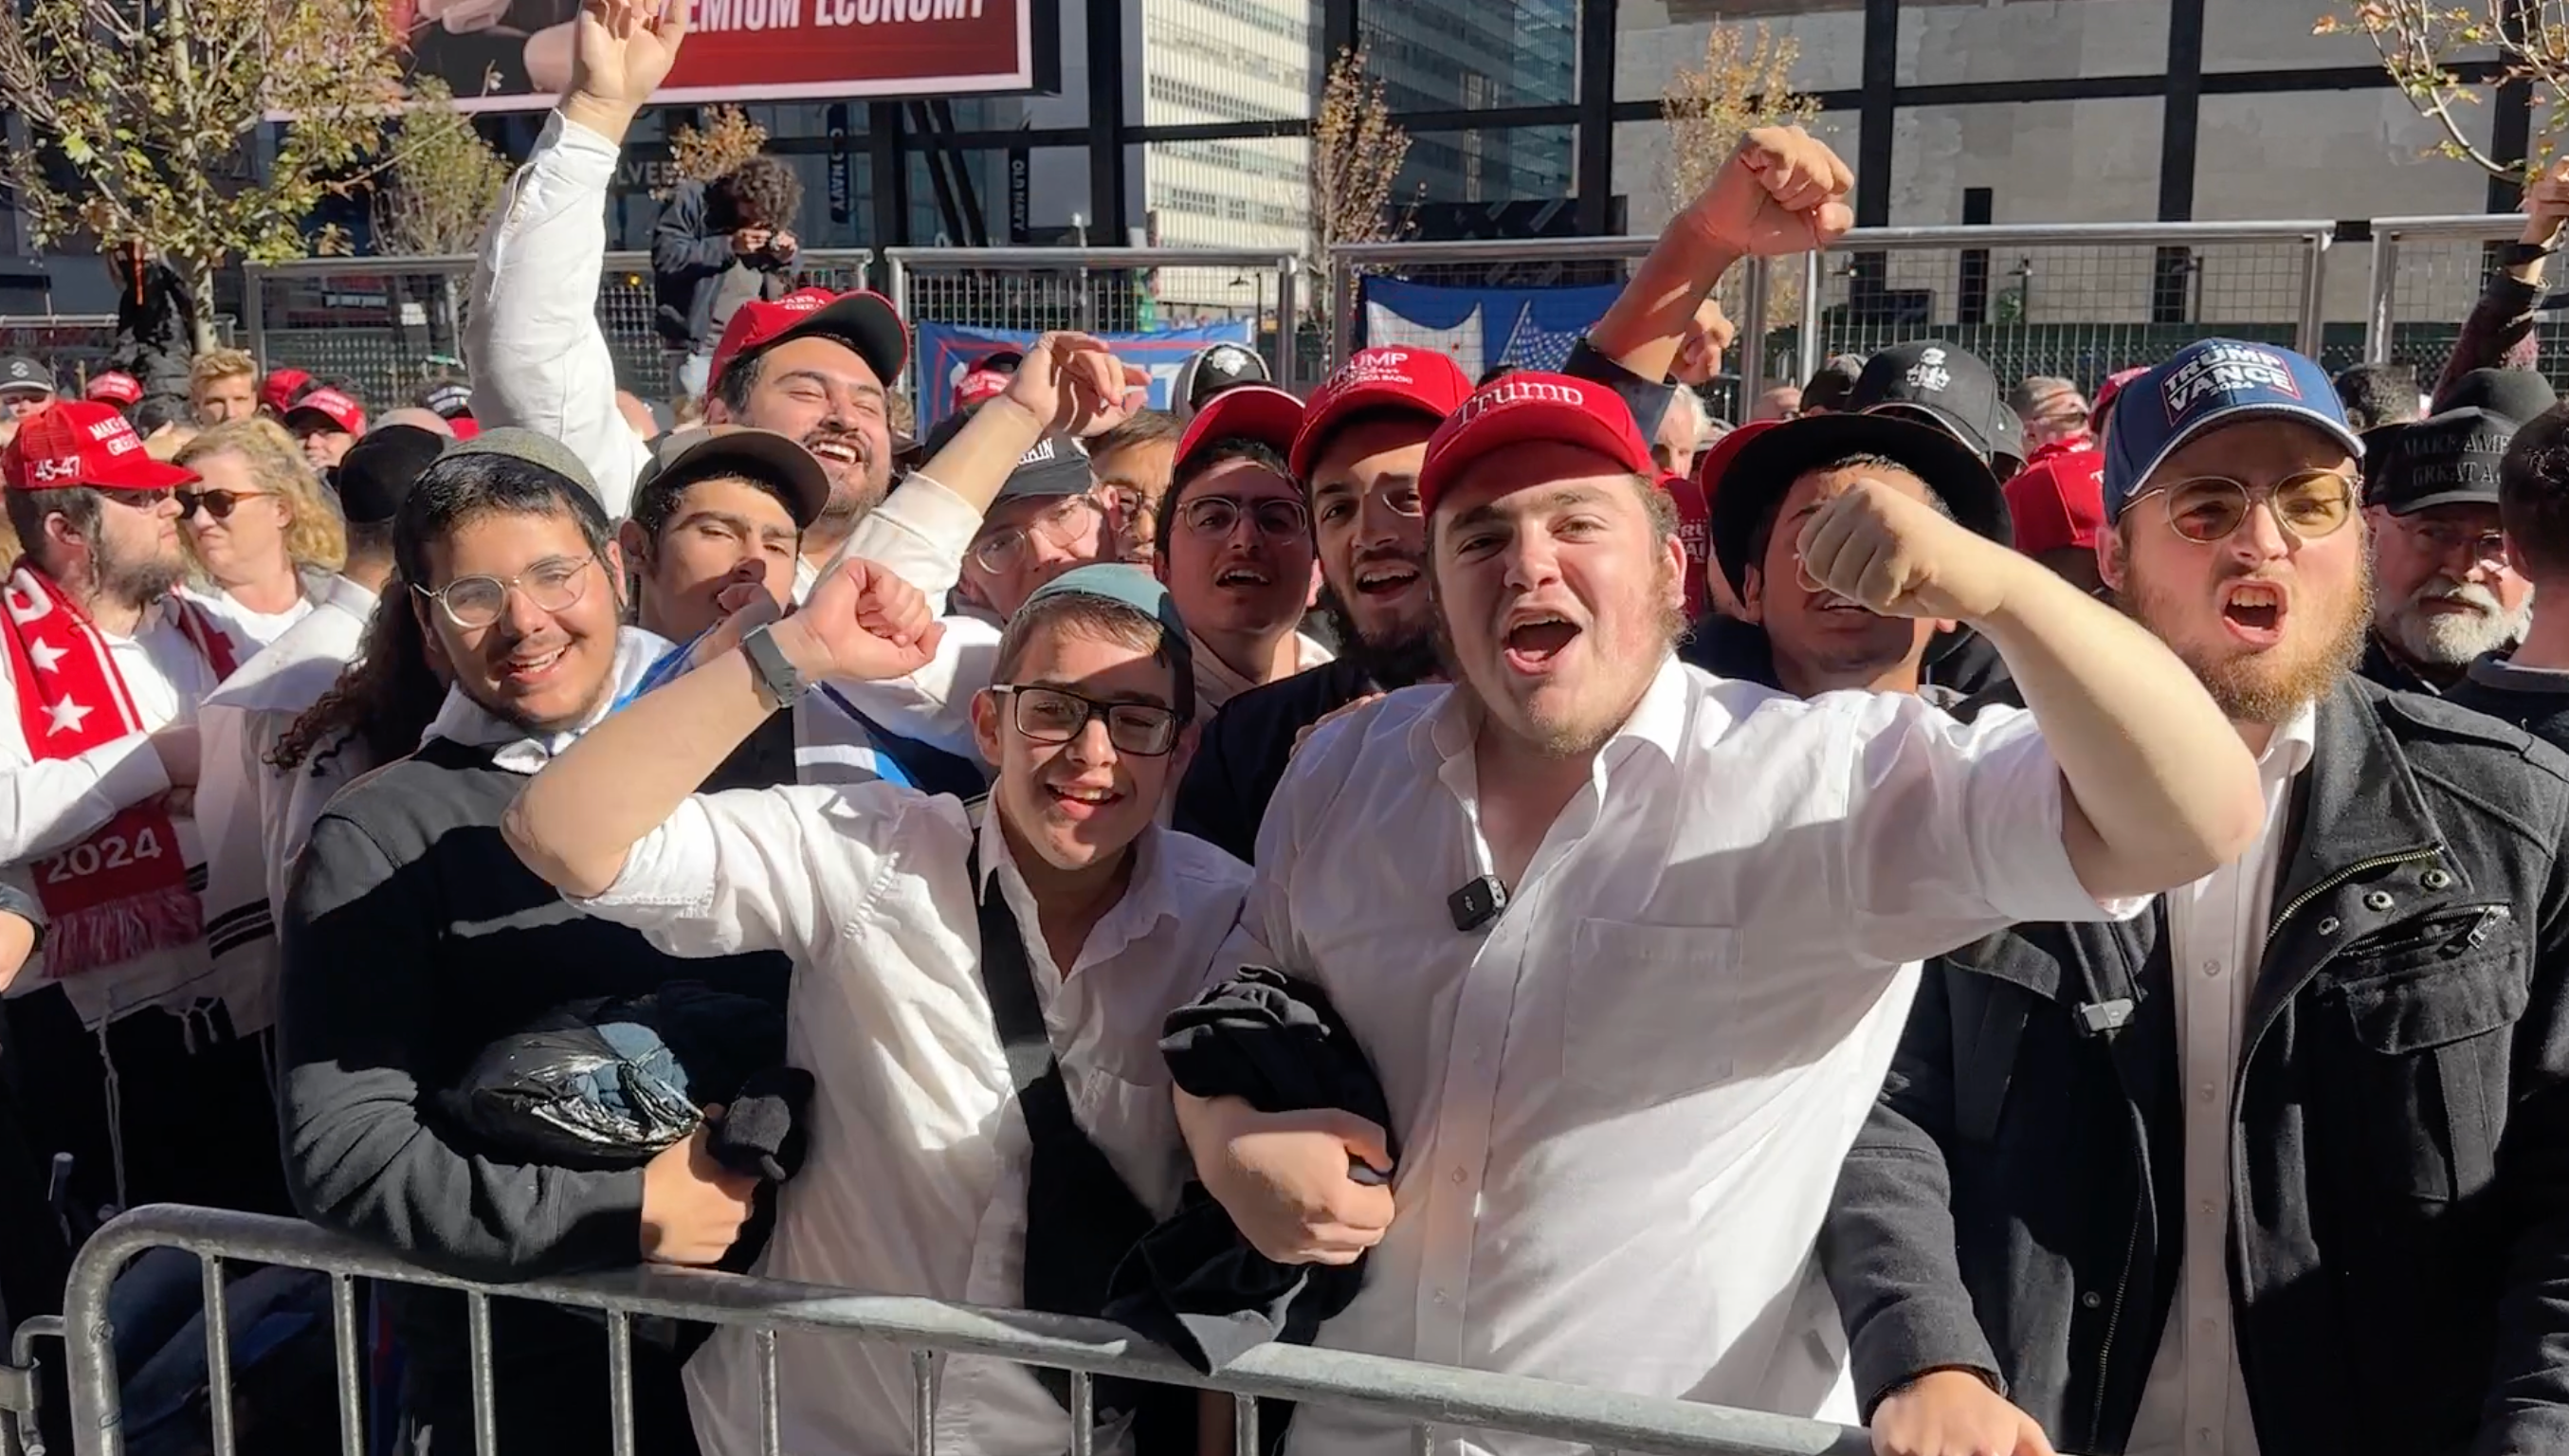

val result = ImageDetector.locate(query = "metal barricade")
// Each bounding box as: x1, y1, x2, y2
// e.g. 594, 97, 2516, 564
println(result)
38, 1205, 1871, 1456
883, 246, 1305, 403
2360, 214, 2557, 389
0, 317, 236, 391
241, 251, 876, 410
1335, 221, 2335, 407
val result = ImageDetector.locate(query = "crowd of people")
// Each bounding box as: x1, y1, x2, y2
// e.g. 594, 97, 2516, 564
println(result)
0, 3, 2564, 1456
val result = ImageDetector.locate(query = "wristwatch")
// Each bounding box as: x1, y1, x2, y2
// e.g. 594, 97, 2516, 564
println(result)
2499, 240, 2557, 269
740, 624, 804, 712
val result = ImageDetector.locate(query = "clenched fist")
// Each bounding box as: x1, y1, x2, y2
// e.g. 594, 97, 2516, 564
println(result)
772, 557, 942, 683
1795, 478, 2020, 623
1673, 126, 1855, 261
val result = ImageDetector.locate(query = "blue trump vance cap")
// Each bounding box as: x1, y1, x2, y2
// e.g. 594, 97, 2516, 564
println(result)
2102, 339, 2364, 522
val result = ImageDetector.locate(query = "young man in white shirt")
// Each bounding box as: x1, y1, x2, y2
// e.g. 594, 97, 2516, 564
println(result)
1150, 384, 1334, 719
506, 560, 1250, 1456
1174, 365, 2269, 1456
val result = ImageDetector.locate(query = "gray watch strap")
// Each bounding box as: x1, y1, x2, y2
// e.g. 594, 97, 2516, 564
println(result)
740, 624, 804, 711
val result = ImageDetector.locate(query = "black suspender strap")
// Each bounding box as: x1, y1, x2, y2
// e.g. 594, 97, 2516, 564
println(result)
964, 829, 1188, 1451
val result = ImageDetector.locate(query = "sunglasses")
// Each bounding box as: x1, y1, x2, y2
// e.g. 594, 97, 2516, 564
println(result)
2123, 469, 2359, 545
176, 487, 273, 520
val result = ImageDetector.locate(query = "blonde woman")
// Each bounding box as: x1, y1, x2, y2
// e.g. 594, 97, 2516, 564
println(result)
173, 418, 346, 652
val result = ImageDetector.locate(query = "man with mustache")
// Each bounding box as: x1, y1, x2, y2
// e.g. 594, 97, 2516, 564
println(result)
2359, 403, 2533, 693
2448, 402, 2569, 748
465, 0, 928, 605
1176, 361, 2267, 1454
1170, 345, 1464, 861
1820, 339, 2569, 1456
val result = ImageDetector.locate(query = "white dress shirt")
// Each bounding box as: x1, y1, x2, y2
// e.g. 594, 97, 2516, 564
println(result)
1242, 658, 2140, 1456
191, 573, 378, 1036
2124, 704, 2317, 1456
577, 785, 1250, 1456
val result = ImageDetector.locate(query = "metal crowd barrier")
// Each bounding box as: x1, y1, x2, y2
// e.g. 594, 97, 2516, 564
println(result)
1333, 220, 2337, 405
240, 250, 877, 409
21, 1204, 1873, 1456
883, 245, 1307, 403
2359, 213, 2568, 388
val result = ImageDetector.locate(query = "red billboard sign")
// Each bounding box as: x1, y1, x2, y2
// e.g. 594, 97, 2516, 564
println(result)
399, 0, 1042, 113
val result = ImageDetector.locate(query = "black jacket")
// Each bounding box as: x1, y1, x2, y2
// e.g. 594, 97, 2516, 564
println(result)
1820, 675, 2569, 1456
1679, 613, 1988, 707
2359, 628, 2449, 697
279, 736, 791, 1387
651, 181, 793, 352
110, 259, 196, 412
2446, 654, 2569, 755
1173, 659, 1376, 864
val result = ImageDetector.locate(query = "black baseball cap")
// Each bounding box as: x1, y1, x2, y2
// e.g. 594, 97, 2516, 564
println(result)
0, 357, 56, 398
1711, 410, 2010, 597
2438, 367, 2557, 427
634, 427, 832, 531
2365, 406, 2515, 515
335, 425, 449, 526
1851, 342, 2025, 468
920, 404, 1095, 504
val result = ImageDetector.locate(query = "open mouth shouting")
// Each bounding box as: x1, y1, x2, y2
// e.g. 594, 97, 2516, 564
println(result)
1214, 563, 1273, 592
2218, 578, 2289, 649
1501, 605, 1583, 675
805, 433, 865, 476
1350, 555, 1422, 600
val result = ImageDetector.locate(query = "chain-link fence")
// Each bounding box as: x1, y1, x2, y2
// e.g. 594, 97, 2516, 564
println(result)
2361, 214, 2569, 392
0, 317, 238, 397
242, 250, 874, 410
884, 246, 1305, 407
1335, 222, 2334, 418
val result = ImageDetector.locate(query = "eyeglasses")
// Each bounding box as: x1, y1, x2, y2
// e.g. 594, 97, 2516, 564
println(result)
412, 553, 598, 629
970, 495, 1104, 576
1180, 495, 1309, 540
108, 488, 174, 511
993, 684, 1180, 756
2399, 516, 2510, 570
175, 487, 271, 521
2124, 469, 2358, 545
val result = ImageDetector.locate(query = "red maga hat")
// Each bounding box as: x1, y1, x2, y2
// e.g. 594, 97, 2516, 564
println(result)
3, 401, 197, 493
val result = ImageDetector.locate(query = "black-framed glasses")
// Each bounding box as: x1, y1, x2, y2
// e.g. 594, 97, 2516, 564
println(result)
412, 553, 598, 629
2124, 468, 2358, 545
176, 487, 272, 521
970, 495, 1105, 575
992, 684, 1179, 756
1180, 495, 1308, 539
2398, 515, 2509, 570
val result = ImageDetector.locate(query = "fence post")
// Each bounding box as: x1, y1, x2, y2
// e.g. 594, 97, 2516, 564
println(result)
2365, 228, 2398, 365
1799, 250, 1824, 386
1274, 254, 1301, 393
1330, 247, 1357, 368
1739, 257, 1771, 402
242, 265, 267, 372
885, 253, 914, 409
2296, 229, 2331, 361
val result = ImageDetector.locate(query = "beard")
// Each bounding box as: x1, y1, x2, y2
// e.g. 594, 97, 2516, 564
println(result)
95, 533, 183, 609
2120, 565, 2370, 726
2380, 575, 2531, 667
807, 426, 890, 532
1318, 584, 1442, 690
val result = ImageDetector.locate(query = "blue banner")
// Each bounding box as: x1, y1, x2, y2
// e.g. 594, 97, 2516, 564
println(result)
915, 319, 1257, 428
1358, 277, 1622, 380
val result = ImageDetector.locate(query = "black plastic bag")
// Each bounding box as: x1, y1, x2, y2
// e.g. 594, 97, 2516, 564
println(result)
444, 981, 786, 1169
